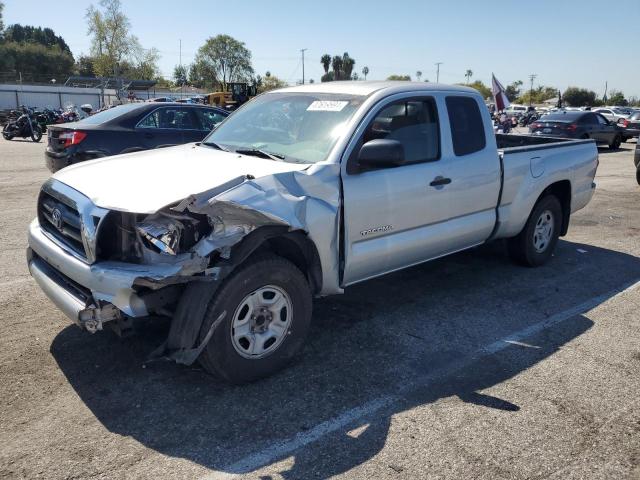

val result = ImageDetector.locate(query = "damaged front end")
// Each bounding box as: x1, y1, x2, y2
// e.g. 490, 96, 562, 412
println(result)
29, 163, 342, 364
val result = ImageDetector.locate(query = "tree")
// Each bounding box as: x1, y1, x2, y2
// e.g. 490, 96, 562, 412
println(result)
75, 55, 96, 76
173, 64, 187, 86
0, 1, 4, 34
258, 74, 287, 93
416, 70, 422, 82
193, 34, 253, 90
464, 80, 491, 100
331, 55, 343, 80
608, 90, 627, 106
505, 80, 523, 102
362, 66, 369, 80
320, 54, 331, 74
342, 52, 355, 79
517, 85, 557, 105
87, 0, 139, 77
387, 74, 411, 81
465, 69, 473, 84
562, 87, 597, 107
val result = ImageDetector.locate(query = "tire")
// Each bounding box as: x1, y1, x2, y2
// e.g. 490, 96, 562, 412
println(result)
636, 166, 640, 186
508, 195, 562, 267
608, 134, 621, 150
31, 126, 42, 142
2, 125, 13, 140
196, 254, 312, 384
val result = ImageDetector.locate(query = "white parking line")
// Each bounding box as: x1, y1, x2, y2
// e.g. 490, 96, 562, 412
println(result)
203, 279, 640, 479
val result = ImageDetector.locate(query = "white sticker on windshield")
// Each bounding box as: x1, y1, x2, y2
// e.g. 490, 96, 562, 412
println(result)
307, 100, 349, 112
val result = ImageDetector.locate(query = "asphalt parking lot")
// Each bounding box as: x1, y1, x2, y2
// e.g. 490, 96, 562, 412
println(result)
0, 136, 639, 479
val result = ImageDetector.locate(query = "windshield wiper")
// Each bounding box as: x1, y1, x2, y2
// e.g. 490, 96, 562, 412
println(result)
202, 141, 229, 152
235, 148, 285, 161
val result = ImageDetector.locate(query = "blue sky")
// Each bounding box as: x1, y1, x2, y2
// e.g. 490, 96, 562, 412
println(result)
4, 0, 640, 97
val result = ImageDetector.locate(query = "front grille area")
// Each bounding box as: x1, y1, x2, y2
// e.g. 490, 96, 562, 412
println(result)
38, 190, 87, 260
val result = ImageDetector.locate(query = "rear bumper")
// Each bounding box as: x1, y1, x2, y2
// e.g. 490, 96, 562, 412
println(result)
27, 219, 182, 324
45, 148, 103, 173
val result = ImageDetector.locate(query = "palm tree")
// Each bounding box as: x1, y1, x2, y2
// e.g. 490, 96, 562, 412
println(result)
331, 55, 343, 80
320, 54, 331, 74
416, 71, 422, 82
342, 52, 355, 79
362, 66, 369, 80
465, 69, 473, 84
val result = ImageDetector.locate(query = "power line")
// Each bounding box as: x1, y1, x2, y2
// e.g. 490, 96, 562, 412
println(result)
300, 48, 307, 85
528, 73, 537, 106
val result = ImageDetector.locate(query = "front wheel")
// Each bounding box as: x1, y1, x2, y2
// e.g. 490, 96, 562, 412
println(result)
2, 125, 13, 140
508, 195, 562, 267
31, 126, 42, 142
196, 254, 312, 384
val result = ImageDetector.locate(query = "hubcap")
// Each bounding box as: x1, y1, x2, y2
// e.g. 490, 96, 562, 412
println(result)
230, 285, 293, 359
533, 209, 554, 253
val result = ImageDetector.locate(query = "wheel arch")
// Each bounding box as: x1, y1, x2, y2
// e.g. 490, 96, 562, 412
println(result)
539, 180, 572, 236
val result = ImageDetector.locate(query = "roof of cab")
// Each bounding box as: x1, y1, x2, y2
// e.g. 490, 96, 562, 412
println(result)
275, 81, 480, 97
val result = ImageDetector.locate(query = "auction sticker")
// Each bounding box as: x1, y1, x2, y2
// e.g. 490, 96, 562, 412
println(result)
307, 100, 349, 112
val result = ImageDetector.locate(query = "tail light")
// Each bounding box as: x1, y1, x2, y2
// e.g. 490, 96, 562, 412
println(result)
565, 124, 578, 132
58, 130, 87, 148
531, 122, 542, 129
618, 118, 629, 127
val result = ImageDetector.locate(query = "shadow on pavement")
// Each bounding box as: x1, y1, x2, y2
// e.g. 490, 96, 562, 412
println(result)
50, 240, 640, 478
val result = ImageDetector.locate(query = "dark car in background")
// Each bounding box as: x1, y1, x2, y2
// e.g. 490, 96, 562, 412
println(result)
45, 102, 229, 172
529, 111, 623, 149
617, 111, 640, 140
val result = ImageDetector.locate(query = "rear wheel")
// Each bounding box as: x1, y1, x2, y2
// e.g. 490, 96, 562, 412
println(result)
608, 134, 621, 150
636, 166, 640, 186
196, 254, 312, 384
508, 195, 562, 267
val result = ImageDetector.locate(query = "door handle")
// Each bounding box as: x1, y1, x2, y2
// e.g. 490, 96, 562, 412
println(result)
429, 176, 452, 187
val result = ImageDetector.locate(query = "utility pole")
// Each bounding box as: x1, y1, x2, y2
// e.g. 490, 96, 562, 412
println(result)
435, 62, 443, 83
528, 73, 537, 106
300, 48, 307, 84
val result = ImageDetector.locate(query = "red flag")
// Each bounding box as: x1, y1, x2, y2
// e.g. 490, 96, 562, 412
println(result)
492, 73, 510, 112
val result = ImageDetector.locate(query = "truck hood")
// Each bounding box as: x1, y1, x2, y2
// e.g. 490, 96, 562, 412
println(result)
53, 143, 309, 213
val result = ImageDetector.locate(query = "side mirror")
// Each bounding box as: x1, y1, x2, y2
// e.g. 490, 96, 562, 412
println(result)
358, 139, 405, 168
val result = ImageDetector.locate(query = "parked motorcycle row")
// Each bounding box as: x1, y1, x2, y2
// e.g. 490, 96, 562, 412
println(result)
2, 104, 94, 142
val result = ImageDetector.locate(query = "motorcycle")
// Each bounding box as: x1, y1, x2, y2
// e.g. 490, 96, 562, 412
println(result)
2, 107, 43, 142
519, 113, 539, 127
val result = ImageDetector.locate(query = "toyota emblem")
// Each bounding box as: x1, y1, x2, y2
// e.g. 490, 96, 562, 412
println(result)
51, 208, 63, 231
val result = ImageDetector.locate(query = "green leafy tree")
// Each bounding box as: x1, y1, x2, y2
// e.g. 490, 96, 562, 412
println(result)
462, 80, 491, 100
517, 85, 557, 105
342, 52, 355, 79
173, 64, 187, 86
193, 34, 253, 90
465, 69, 473, 84
3, 24, 72, 54
562, 87, 597, 107
0, 1, 4, 34
331, 55, 343, 79
387, 74, 411, 81
505, 80, 523, 102
362, 66, 369, 80
258, 74, 287, 93
607, 90, 627, 106
85, 0, 159, 82
0, 42, 74, 83
75, 55, 96, 76
320, 54, 331, 74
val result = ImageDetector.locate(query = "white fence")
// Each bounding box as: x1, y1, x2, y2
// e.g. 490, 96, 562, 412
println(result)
0, 84, 120, 110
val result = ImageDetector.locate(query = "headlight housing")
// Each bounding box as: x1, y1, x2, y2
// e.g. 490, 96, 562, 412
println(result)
136, 218, 181, 255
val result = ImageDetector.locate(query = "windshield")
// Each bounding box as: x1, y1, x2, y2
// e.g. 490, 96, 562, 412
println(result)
203, 92, 365, 164
77, 103, 143, 125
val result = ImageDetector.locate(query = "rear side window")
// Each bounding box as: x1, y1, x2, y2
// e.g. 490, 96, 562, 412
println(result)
446, 96, 486, 156
193, 108, 227, 131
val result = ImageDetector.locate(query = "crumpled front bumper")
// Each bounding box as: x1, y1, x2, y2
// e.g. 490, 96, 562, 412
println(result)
27, 218, 182, 324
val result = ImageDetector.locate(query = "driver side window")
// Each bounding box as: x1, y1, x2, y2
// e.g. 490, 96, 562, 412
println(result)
361, 98, 440, 165
596, 114, 609, 125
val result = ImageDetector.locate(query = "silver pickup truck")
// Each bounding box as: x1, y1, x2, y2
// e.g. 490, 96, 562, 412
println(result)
27, 82, 598, 383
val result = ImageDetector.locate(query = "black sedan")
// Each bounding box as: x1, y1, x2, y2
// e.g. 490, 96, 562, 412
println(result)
45, 102, 229, 172
529, 111, 623, 149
